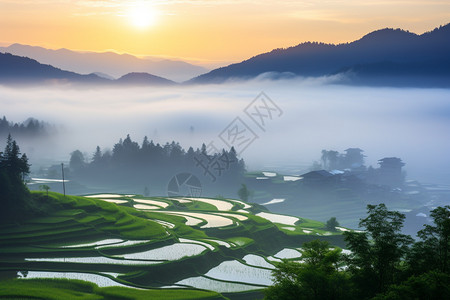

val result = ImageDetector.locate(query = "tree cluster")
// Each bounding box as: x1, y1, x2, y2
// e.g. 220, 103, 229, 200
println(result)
0, 134, 31, 222
0, 116, 54, 139
265, 204, 450, 300
265, 240, 351, 300
320, 148, 365, 171
69, 135, 246, 195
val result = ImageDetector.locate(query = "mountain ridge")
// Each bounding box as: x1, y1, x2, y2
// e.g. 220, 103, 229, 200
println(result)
2, 24, 449, 87
190, 23, 450, 86
116, 72, 175, 86
0, 52, 176, 86
0, 43, 209, 82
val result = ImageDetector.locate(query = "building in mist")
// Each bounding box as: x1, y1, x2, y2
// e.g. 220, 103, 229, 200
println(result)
343, 148, 365, 169
375, 157, 405, 188
378, 157, 405, 186
300, 170, 336, 187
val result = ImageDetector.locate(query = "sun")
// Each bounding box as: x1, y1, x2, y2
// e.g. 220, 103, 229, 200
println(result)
127, 2, 157, 29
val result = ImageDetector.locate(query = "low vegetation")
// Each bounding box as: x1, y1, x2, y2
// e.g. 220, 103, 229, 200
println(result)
0, 278, 225, 300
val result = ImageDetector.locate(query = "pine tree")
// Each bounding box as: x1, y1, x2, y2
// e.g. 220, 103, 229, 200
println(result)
92, 146, 102, 164
0, 135, 31, 223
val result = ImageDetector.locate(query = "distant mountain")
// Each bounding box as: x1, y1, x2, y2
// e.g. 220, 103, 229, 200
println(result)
0, 52, 107, 85
0, 44, 209, 82
191, 24, 450, 87
116, 72, 175, 86
0, 53, 176, 86
93, 72, 115, 80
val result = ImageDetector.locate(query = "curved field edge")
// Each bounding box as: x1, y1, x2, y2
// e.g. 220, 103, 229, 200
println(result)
0, 278, 226, 300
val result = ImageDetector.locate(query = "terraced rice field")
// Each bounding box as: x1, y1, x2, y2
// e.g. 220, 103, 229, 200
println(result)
133, 204, 161, 210
0, 192, 348, 299
273, 248, 302, 259
133, 198, 170, 208
121, 243, 207, 260
176, 276, 263, 293
204, 260, 274, 286
183, 198, 234, 211
26, 256, 162, 265
256, 211, 300, 226
160, 211, 234, 228
243, 254, 276, 269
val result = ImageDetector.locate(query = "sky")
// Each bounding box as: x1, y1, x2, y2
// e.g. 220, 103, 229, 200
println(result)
0, 0, 449, 64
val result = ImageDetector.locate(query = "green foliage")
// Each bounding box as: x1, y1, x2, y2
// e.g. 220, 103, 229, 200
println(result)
0, 134, 32, 223
184, 200, 217, 211
0, 278, 99, 300
325, 217, 340, 232
265, 240, 353, 300
297, 218, 325, 228
405, 204, 450, 298
0, 278, 225, 300
0, 191, 168, 247
413, 206, 450, 274
265, 204, 450, 300
227, 236, 254, 247
98, 286, 225, 299
40, 184, 51, 198
343, 204, 413, 297
373, 271, 450, 300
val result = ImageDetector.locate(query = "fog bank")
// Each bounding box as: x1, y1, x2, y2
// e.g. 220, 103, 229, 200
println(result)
1, 78, 449, 184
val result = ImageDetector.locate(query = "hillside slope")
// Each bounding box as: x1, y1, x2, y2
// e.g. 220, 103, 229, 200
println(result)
191, 24, 450, 86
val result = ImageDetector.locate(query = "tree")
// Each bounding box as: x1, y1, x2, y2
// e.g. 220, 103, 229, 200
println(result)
418, 206, 450, 273
265, 240, 352, 300
321, 150, 340, 170
92, 146, 102, 165
326, 217, 340, 232
0, 135, 31, 223
69, 150, 85, 171
408, 206, 450, 275
142, 136, 150, 149
238, 183, 250, 202
2, 134, 30, 180
372, 271, 450, 300
343, 204, 413, 298
309, 161, 322, 171
143, 186, 150, 197
40, 184, 50, 198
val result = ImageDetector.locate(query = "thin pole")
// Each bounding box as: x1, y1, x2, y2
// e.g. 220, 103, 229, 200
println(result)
61, 163, 66, 196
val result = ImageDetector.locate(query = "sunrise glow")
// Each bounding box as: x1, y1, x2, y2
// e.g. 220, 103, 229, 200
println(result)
127, 2, 157, 29
0, 1, 449, 62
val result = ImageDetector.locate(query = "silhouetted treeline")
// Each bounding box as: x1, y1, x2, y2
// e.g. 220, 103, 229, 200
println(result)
0, 134, 31, 223
320, 148, 365, 170
69, 134, 246, 196
0, 116, 55, 139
